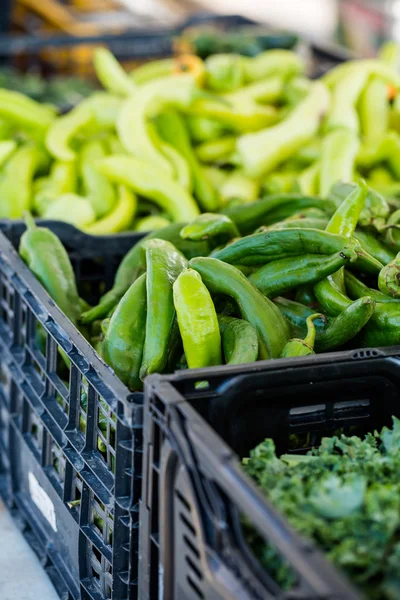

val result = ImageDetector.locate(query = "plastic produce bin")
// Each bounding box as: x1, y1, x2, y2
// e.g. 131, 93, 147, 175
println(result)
0, 222, 144, 600
140, 352, 400, 599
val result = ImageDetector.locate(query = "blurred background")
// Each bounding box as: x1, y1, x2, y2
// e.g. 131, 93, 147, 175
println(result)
1, 0, 400, 56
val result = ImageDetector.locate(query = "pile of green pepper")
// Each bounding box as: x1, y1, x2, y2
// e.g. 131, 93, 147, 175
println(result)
18, 175, 400, 391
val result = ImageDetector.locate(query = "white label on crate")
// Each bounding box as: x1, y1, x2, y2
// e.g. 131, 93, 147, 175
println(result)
28, 472, 57, 532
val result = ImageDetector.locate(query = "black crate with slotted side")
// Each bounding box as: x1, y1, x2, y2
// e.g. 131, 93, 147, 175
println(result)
0, 221, 144, 600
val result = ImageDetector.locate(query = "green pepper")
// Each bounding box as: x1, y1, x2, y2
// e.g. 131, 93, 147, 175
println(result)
359, 77, 389, 146
186, 115, 225, 143
93, 48, 136, 96
173, 269, 222, 369
236, 81, 330, 178
155, 110, 219, 211
353, 230, 395, 265
249, 251, 356, 298
295, 284, 319, 307
323, 59, 400, 90
80, 139, 116, 219
0, 140, 16, 168
263, 170, 298, 195
180, 213, 239, 242
221, 193, 336, 235
195, 136, 237, 163
314, 296, 375, 352
44, 193, 96, 229
102, 273, 147, 391
315, 181, 368, 301
117, 75, 212, 177
280, 313, 323, 358
224, 77, 284, 105
0, 88, 56, 132
220, 171, 260, 204
384, 208, 400, 250
358, 303, 400, 346
268, 217, 328, 231
212, 228, 360, 266
328, 182, 389, 232
324, 66, 369, 134
378, 252, 400, 298
241, 50, 304, 83
140, 239, 188, 379
130, 58, 175, 85
80, 223, 209, 324
190, 256, 290, 359
19, 214, 81, 326
319, 129, 359, 197
84, 186, 136, 235
134, 215, 170, 232
345, 270, 400, 304
97, 155, 200, 222
0, 144, 48, 219
157, 137, 192, 192
46, 104, 93, 162
205, 54, 244, 92
217, 314, 258, 365
33, 160, 77, 216
274, 297, 327, 332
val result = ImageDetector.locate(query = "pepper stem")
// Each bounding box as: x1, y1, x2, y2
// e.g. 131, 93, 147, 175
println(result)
304, 313, 324, 348
24, 211, 36, 231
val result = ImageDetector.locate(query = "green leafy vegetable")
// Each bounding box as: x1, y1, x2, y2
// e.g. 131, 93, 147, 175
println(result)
243, 418, 400, 598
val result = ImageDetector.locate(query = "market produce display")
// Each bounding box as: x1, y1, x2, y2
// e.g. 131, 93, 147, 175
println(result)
243, 418, 400, 599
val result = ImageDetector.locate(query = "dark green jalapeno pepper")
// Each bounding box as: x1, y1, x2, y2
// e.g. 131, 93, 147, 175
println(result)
217, 314, 259, 365
101, 273, 147, 391
249, 250, 356, 298
190, 256, 290, 359
140, 239, 188, 379
280, 313, 323, 357
212, 228, 360, 266
273, 297, 327, 333
80, 223, 209, 324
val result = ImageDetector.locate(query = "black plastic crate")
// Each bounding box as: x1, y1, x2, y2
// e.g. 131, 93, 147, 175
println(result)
140, 351, 400, 599
0, 223, 145, 600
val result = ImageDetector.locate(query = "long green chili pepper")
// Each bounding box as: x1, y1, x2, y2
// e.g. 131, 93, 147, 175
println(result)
140, 239, 188, 379
273, 297, 327, 333
359, 303, 400, 347
323, 59, 400, 90
329, 181, 389, 232
217, 314, 259, 365
93, 48, 136, 96
97, 155, 200, 221
205, 54, 244, 92
0, 88, 56, 132
0, 140, 16, 168
249, 251, 356, 298
101, 273, 147, 391
0, 144, 48, 218
224, 77, 284, 105
80, 139, 116, 219
353, 230, 395, 265
46, 104, 93, 162
315, 181, 368, 300
117, 75, 217, 176
212, 228, 360, 266
378, 252, 400, 298
314, 296, 375, 352
319, 129, 359, 197
359, 76, 389, 146
33, 160, 77, 215
280, 313, 323, 358
241, 49, 304, 82
195, 136, 236, 163
345, 270, 400, 304
44, 193, 96, 228
155, 109, 219, 211
268, 217, 329, 231
134, 215, 170, 232
324, 66, 369, 133
190, 256, 291, 359
186, 115, 225, 143
80, 223, 209, 324
19, 214, 81, 326
180, 213, 239, 242
173, 269, 222, 369
236, 81, 330, 177
221, 193, 336, 235
85, 185, 137, 235
220, 171, 260, 204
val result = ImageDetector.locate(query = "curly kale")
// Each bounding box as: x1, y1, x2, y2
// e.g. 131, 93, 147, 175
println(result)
243, 417, 400, 598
